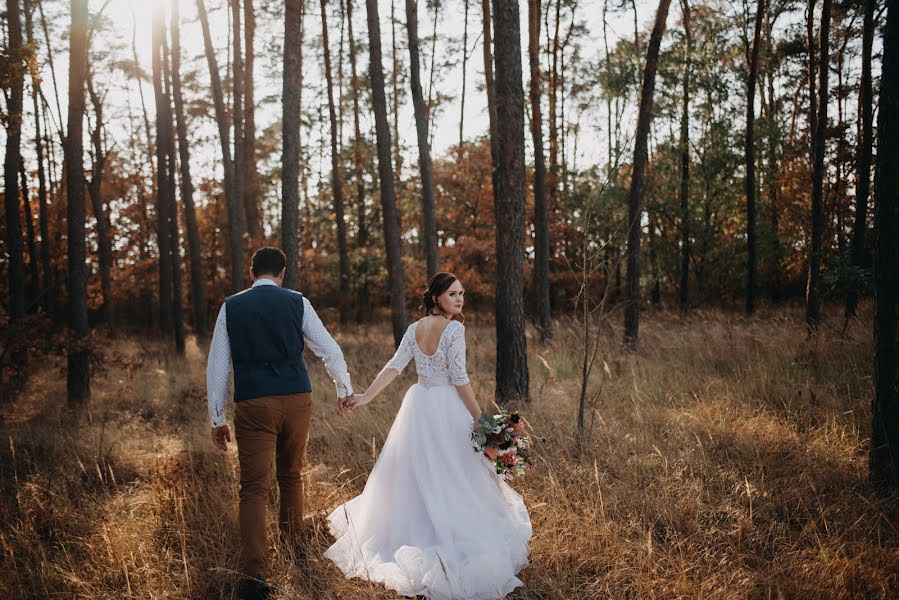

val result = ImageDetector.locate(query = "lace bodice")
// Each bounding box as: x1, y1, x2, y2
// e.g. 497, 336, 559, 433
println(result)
385, 320, 470, 385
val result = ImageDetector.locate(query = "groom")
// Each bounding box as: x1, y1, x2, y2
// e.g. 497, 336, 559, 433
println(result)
206, 247, 354, 599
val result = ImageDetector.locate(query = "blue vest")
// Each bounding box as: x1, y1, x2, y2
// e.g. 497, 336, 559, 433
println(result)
225, 284, 313, 402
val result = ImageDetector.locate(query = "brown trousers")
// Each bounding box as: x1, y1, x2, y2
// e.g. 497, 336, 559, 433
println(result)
234, 392, 312, 577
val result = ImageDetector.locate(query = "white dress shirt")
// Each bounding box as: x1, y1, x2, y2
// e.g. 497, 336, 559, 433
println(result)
207, 279, 353, 427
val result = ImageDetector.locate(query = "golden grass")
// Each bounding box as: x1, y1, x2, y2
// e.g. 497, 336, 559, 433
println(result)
1, 306, 896, 599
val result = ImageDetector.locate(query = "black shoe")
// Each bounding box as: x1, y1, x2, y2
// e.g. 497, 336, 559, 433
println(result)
237, 576, 270, 600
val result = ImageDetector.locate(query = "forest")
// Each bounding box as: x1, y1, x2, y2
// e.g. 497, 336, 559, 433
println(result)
1, 0, 898, 597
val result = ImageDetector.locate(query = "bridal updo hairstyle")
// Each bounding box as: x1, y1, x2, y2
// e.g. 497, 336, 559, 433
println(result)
251, 246, 287, 277
422, 272, 464, 323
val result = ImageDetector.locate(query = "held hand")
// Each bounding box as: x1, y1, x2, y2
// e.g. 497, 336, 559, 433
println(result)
344, 393, 370, 412
211, 425, 231, 452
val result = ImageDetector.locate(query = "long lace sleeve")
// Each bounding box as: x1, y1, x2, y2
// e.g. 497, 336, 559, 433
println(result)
385, 324, 415, 374
445, 322, 470, 386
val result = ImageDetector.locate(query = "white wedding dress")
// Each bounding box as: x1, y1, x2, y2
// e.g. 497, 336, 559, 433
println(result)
325, 319, 532, 599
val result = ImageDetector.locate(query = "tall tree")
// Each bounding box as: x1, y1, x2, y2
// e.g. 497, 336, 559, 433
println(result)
231, 0, 247, 254
491, 0, 530, 403
870, 0, 898, 491
66, 0, 91, 403
282, 0, 305, 290
161, 30, 186, 354
24, 0, 54, 318
806, 0, 831, 330
4, 0, 27, 320
390, 0, 403, 182
152, 6, 174, 336
366, 0, 408, 345
320, 0, 351, 322
171, 0, 208, 338
678, 0, 692, 310
243, 0, 260, 240
623, 0, 672, 350
405, 0, 438, 278
86, 72, 115, 336
196, 0, 245, 293
529, 0, 552, 340
480, 0, 498, 163
745, 0, 766, 316
459, 0, 470, 153
346, 0, 371, 317
846, 0, 875, 320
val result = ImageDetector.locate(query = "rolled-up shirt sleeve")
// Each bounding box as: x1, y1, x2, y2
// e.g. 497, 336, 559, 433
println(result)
301, 297, 354, 397
206, 304, 231, 428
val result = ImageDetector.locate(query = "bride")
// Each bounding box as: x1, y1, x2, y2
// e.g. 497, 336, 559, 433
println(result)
325, 272, 532, 599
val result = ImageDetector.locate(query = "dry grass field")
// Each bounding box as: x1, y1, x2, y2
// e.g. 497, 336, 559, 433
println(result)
1, 306, 897, 599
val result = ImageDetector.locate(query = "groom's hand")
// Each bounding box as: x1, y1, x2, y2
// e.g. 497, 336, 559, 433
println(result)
211, 425, 231, 452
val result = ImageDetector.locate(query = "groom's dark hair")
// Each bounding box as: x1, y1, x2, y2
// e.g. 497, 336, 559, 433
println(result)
251, 247, 287, 277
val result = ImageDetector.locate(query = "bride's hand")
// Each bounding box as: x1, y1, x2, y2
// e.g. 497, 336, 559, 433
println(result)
346, 393, 370, 411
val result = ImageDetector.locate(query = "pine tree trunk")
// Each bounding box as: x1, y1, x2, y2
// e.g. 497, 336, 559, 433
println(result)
152, 8, 175, 337
162, 30, 186, 354
529, 0, 552, 340
24, 0, 54, 318
366, 0, 408, 346
678, 0, 691, 310
346, 0, 370, 319
19, 166, 40, 308
547, 0, 560, 215
231, 0, 247, 259
746, 0, 766, 316
459, 0, 469, 154
480, 0, 498, 161
243, 0, 260, 241
492, 0, 530, 403
623, 0, 671, 351
196, 0, 245, 293
806, 0, 831, 330
4, 0, 27, 320
390, 0, 403, 182
282, 0, 304, 291
171, 0, 208, 338
846, 0, 875, 319
870, 0, 899, 491
86, 74, 115, 336
66, 0, 91, 404
321, 0, 351, 322
405, 0, 438, 279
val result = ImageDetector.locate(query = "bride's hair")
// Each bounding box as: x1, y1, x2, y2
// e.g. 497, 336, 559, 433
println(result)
422, 272, 464, 322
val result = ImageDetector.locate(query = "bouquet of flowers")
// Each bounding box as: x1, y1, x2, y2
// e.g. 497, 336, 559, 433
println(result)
471, 409, 532, 480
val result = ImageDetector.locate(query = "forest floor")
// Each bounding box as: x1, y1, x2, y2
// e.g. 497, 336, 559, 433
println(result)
1, 305, 897, 599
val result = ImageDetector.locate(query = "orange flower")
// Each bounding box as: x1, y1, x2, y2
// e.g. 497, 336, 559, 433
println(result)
512, 421, 525, 433
485, 447, 498, 461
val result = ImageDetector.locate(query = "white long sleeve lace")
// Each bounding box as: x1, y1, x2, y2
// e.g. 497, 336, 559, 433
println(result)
385, 320, 470, 385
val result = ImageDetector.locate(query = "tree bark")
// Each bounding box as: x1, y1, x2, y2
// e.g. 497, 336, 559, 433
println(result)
231, 0, 248, 257
366, 0, 408, 346
171, 0, 208, 338
623, 0, 671, 351
66, 0, 91, 404
870, 0, 899, 491
390, 0, 403, 182
547, 0, 561, 214
196, 0, 245, 293
23, 0, 54, 317
846, 0, 875, 319
678, 0, 691, 310
321, 0, 351, 322
405, 0, 439, 278
480, 0, 498, 162
243, 0, 260, 240
4, 0, 27, 320
86, 73, 115, 336
745, 0, 766, 316
806, 0, 831, 330
282, 0, 305, 291
459, 0, 469, 153
152, 7, 174, 337
19, 166, 40, 308
162, 30, 186, 355
529, 0, 552, 340
491, 0, 530, 403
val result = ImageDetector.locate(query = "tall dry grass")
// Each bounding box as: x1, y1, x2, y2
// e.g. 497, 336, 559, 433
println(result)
1, 306, 896, 599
